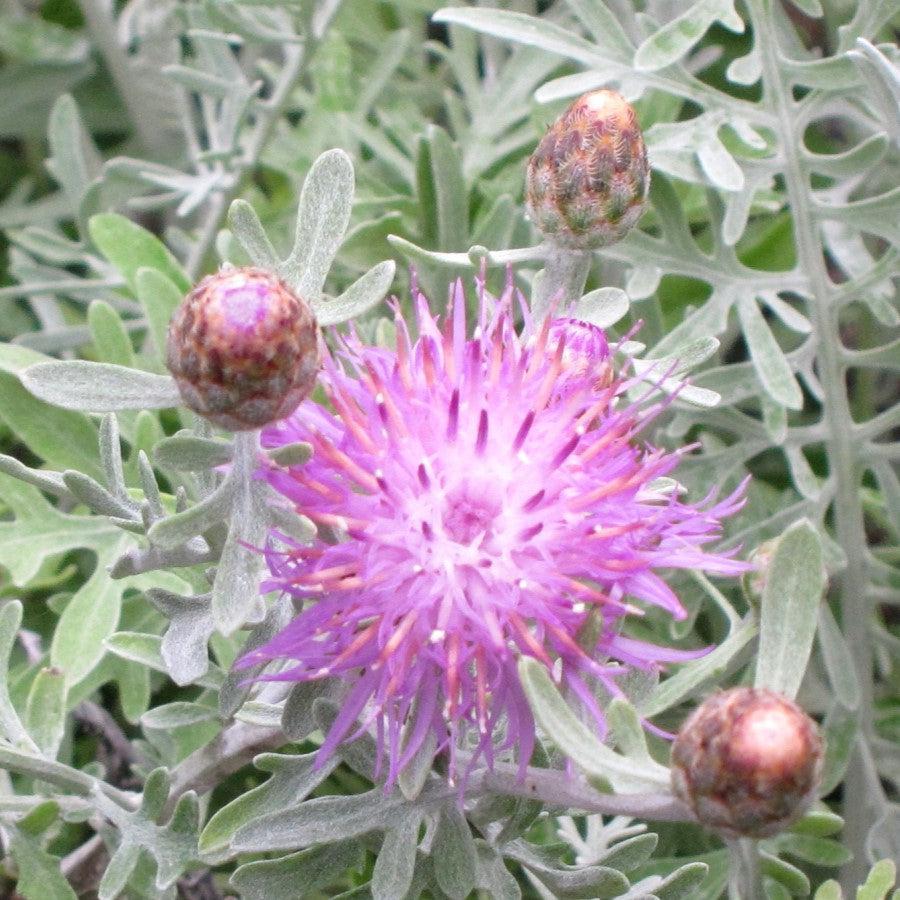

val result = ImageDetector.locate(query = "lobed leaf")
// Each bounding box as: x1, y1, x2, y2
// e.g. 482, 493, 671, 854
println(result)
232, 842, 364, 900
313, 260, 395, 327
519, 657, 670, 793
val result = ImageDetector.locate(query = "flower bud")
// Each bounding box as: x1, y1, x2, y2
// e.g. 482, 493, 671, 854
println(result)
547, 317, 613, 394
167, 267, 320, 431
671, 687, 823, 838
742, 538, 777, 609
526, 90, 650, 250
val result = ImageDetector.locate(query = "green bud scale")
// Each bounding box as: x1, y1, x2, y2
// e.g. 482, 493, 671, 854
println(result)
671, 687, 824, 838
526, 90, 650, 250
167, 267, 320, 431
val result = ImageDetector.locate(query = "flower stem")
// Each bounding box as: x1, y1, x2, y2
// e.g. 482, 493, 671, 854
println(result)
748, 1, 878, 885
231, 429, 261, 485
477, 763, 691, 822
209, 428, 268, 634
0, 745, 138, 811
532, 247, 592, 320
727, 838, 766, 900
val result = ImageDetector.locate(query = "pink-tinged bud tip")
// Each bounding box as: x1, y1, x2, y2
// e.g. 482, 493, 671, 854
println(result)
671, 687, 824, 838
166, 267, 320, 431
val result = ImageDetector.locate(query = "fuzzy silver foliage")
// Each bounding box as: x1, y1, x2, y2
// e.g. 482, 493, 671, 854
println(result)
0, 0, 896, 897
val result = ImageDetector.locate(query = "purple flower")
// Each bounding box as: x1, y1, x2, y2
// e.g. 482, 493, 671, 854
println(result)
237, 276, 747, 785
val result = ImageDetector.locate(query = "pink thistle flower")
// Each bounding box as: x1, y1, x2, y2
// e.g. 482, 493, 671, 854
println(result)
237, 277, 747, 785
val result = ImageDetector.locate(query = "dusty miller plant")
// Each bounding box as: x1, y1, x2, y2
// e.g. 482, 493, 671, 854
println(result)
0, 0, 896, 898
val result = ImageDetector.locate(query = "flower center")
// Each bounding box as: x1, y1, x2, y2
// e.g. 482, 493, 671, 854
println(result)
442, 489, 500, 545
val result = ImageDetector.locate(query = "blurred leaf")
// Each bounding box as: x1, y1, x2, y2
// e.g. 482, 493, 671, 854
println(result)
640, 615, 756, 717
848, 39, 900, 145
737, 295, 803, 410
595, 833, 659, 872
422, 125, 467, 251
232, 786, 441, 853
865, 814, 900, 887
786, 0, 823, 16
792, 807, 844, 838
314, 259, 395, 326
0, 600, 37, 752
8, 826, 77, 900
607, 697, 655, 764
773, 833, 851, 867
220, 596, 294, 718
505, 840, 631, 898
651, 861, 715, 899
856, 859, 897, 900
48, 536, 128, 687
755, 519, 825, 698
574, 287, 630, 328
634, 0, 743, 72
89, 213, 190, 294
45, 93, 101, 230
433, 8, 611, 68
474, 841, 522, 900
153, 432, 232, 471
141, 701, 217, 730
211, 478, 268, 636
0, 352, 102, 480
373, 812, 423, 900
817, 604, 861, 711
0, 471, 116, 586
23, 666, 67, 758
147, 589, 216, 687
760, 851, 810, 895
147, 479, 233, 549
96, 770, 200, 898
105, 631, 223, 690
228, 199, 281, 270
0, 15, 88, 65
819, 702, 858, 797
88, 301, 136, 369
135, 268, 183, 367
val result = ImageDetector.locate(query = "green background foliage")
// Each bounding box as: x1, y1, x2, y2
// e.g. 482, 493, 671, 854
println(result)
0, 0, 896, 897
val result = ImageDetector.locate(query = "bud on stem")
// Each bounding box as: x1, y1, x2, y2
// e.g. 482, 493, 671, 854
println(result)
526, 90, 650, 250
167, 267, 320, 431
671, 687, 824, 838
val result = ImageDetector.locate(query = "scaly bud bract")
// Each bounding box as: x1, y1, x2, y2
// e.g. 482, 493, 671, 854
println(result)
671, 687, 824, 838
167, 267, 320, 431
526, 90, 650, 250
